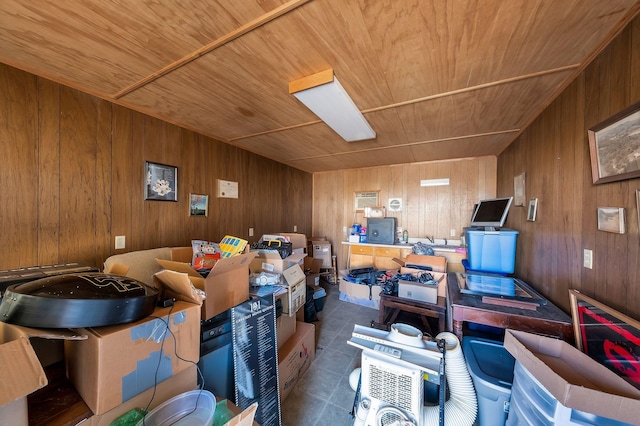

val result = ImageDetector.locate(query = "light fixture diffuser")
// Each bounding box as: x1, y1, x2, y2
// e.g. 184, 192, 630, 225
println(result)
289, 68, 376, 142
420, 178, 450, 187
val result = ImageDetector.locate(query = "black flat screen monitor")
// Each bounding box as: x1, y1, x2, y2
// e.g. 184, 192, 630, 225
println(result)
470, 197, 513, 230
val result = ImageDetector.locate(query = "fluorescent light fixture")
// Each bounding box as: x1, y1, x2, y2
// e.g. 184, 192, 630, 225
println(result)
420, 178, 450, 187
289, 68, 376, 142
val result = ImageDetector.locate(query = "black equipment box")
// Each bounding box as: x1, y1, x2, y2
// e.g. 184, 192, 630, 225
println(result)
366, 217, 397, 245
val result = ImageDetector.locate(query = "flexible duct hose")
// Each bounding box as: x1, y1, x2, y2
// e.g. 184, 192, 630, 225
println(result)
422, 332, 477, 426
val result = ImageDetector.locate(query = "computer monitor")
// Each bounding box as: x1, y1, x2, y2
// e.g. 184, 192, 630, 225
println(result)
470, 197, 513, 230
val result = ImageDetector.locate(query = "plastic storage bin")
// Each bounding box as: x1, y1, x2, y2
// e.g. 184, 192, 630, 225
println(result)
507, 361, 633, 426
463, 337, 515, 426
465, 228, 519, 274
313, 287, 326, 312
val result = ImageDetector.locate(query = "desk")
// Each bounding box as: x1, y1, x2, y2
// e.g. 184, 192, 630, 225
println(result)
447, 273, 574, 343
378, 292, 447, 336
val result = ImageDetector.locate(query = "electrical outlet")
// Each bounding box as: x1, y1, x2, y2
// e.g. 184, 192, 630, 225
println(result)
293, 225, 297, 232
115, 235, 126, 250
450, 229, 456, 237
249, 228, 254, 237
583, 249, 593, 269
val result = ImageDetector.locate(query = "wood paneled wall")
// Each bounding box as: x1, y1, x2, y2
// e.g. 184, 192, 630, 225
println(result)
0, 63, 312, 270
498, 17, 640, 319
313, 157, 497, 270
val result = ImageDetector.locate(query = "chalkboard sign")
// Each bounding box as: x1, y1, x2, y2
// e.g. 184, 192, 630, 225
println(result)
569, 289, 640, 390
232, 295, 281, 426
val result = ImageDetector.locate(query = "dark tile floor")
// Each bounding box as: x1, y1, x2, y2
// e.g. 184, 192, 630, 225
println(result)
280, 280, 375, 426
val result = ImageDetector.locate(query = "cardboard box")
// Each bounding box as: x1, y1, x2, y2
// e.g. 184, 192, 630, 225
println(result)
0, 323, 84, 425
250, 250, 306, 275
403, 254, 447, 273
311, 240, 332, 267
216, 399, 259, 426
281, 265, 307, 316
65, 301, 200, 415
306, 236, 326, 256
504, 329, 640, 424
399, 269, 447, 298
304, 257, 323, 287
156, 251, 256, 320
278, 321, 315, 401
276, 311, 297, 349
83, 364, 197, 425
338, 277, 381, 310
397, 272, 444, 304
278, 233, 307, 254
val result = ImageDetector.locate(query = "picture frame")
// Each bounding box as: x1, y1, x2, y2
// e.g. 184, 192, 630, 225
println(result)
514, 172, 526, 207
597, 207, 625, 234
569, 289, 640, 390
636, 189, 640, 233
588, 101, 640, 184
526, 198, 537, 222
189, 193, 208, 216
145, 161, 177, 201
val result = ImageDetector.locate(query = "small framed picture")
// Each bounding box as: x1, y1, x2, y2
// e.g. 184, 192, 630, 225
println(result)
526, 198, 538, 222
636, 189, 640, 233
189, 193, 209, 216
597, 207, 625, 234
145, 161, 177, 201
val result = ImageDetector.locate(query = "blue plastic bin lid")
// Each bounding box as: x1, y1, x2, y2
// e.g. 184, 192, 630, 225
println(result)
462, 337, 515, 388
313, 288, 326, 299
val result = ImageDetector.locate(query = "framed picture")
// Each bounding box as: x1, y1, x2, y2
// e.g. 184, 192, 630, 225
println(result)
514, 172, 526, 207
636, 189, 640, 233
588, 101, 640, 184
569, 289, 640, 390
189, 193, 208, 216
526, 198, 537, 222
145, 161, 177, 201
597, 207, 625, 234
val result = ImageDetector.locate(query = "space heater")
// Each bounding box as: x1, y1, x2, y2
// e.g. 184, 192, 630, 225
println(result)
349, 324, 478, 426
360, 350, 424, 425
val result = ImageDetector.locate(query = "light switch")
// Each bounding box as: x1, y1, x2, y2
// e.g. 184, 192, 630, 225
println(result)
115, 235, 126, 250
249, 228, 254, 237
583, 249, 593, 269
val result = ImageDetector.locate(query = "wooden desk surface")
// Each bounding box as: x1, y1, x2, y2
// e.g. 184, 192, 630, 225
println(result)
447, 272, 574, 343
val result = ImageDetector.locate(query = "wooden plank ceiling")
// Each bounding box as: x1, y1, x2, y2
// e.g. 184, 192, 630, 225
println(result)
1, 0, 639, 173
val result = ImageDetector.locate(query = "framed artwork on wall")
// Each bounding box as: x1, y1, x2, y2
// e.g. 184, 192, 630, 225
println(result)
588, 101, 640, 184
636, 189, 640, 233
145, 161, 177, 201
597, 207, 625, 234
189, 193, 208, 216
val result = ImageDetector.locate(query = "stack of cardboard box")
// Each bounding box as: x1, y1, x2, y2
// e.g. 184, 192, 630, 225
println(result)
0, 247, 262, 425
249, 233, 317, 402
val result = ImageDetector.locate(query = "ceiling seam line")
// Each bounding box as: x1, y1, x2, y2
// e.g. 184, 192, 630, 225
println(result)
284, 129, 521, 161
111, 0, 312, 99
228, 64, 579, 142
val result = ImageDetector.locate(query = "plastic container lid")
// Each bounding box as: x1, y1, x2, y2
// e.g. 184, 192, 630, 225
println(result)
135, 390, 216, 426
313, 288, 326, 299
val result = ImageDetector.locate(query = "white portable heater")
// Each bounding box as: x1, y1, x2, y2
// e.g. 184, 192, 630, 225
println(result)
360, 349, 424, 425
349, 323, 478, 426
